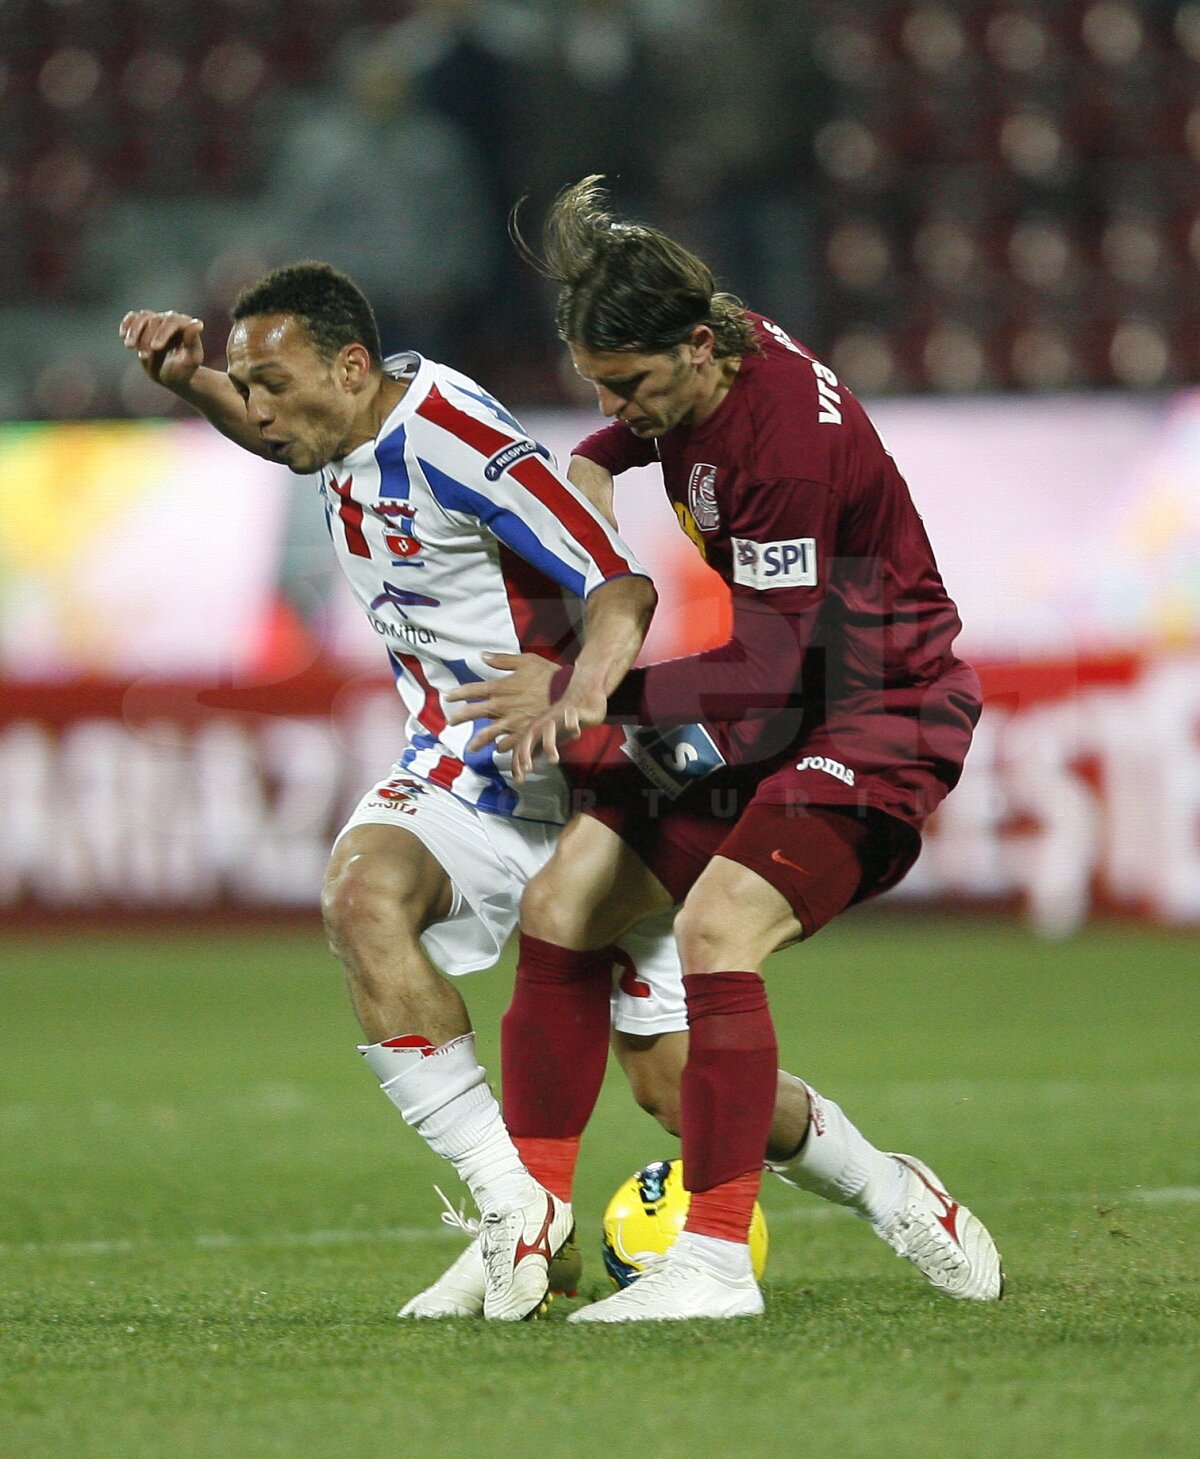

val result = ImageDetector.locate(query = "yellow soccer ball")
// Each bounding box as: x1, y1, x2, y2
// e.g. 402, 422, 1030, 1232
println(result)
601, 1159, 769, 1289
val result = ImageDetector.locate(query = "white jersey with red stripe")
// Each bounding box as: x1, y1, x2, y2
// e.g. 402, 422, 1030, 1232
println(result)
316, 352, 647, 823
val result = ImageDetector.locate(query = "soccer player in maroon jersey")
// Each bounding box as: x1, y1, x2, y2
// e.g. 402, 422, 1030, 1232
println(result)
455, 177, 1004, 1320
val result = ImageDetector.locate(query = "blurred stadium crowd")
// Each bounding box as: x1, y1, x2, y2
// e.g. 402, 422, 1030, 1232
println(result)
1, 0, 1198, 419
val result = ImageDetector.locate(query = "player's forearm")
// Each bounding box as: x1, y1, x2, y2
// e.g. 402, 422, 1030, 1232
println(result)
166, 367, 267, 456
567, 455, 617, 528
607, 597, 810, 728
572, 574, 658, 699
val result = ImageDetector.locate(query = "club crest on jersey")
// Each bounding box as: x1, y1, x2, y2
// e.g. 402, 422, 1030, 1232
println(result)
378, 501, 424, 562
732, 537, 818, 590
483, 439, 549, 481
687, 463, 720, 531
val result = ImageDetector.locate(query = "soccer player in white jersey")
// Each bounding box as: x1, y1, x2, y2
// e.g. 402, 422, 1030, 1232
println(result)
118, 260, 673, 1321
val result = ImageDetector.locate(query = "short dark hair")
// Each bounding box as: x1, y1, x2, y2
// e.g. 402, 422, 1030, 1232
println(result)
512, 176, 759, 359
231, 261, 384, 366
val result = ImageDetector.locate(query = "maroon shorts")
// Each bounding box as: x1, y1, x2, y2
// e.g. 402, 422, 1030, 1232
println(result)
577, 763, 921, 939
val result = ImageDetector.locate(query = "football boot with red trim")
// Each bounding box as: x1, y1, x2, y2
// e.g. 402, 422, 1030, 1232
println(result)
480, 1187, 575, 1321
872, 1154, 1004, 1301
399, 1187, 580, 1318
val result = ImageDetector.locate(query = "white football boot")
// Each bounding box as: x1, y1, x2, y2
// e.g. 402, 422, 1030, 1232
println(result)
480, 1185, 575, 1321
567, 1252, 764, 1324
871, 1154, 1004, 1301
399, 1240, 486, 1318
399, 1187, 580, 1319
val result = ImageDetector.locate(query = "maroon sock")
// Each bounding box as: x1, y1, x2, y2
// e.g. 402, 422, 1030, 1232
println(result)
680, 972, 778, 1193
501, 933, 614, 1138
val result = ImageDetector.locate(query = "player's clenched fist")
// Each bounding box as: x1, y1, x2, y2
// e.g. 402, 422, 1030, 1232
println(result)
118, 310, 205, 389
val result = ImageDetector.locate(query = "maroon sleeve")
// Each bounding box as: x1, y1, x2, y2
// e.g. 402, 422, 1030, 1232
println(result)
607, 594, 818, 738
572, 421, 658, 475
605, 474, 836, 763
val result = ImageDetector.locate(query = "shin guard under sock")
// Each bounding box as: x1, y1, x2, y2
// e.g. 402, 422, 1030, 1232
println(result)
679, 971, 778, 1198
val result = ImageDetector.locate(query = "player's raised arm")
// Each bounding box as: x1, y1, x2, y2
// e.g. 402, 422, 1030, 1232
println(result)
118, 309, 268, 457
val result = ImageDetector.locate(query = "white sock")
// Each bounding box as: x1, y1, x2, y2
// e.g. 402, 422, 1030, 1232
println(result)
768, 1083, 906, 1227
359, 1033, 538, 1217
672, 1231, 754, 1281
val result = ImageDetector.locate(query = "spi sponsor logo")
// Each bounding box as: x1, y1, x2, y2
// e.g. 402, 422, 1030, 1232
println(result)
795, 754, 855, 786
483, 439, 549, 481
687, 462, 720, 530
731, 537, 818, 590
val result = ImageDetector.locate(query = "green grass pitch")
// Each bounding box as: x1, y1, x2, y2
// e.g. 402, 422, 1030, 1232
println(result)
2, 913, 1197, 1459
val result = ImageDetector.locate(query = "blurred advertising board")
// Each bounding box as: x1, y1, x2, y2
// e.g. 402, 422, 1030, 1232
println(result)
2, 396, 1199, 930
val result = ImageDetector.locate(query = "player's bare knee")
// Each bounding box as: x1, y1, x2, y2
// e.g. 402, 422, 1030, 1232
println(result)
672, 898, 733, 975
616, 1048, 680, 1132
615, 1032, 686, 1134
519, 864, 593, 946
321, 852, 426, 962
633, 1076, 681, 1135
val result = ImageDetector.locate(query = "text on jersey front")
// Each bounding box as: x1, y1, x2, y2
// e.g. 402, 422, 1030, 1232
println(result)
732, 537, 818, 590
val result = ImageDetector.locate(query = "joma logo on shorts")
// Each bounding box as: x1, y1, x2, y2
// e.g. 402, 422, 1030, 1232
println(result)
795, 755, 855, 786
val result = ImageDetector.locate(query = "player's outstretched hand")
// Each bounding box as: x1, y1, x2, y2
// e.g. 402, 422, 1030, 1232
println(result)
444, 652, 558, 755
445, 653, 608, 779
506, 670, 608, 782
119, 310, 205, 391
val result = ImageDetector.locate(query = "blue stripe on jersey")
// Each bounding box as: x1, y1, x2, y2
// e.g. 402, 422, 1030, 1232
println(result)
442, 658, 519, 816
397, 741, 519, 817
375, 422, 411, 499
397, 745, 429, 779
474, 778, 520, 816
417, 456, 587, 598
448, 381, 524, 434
391, 660, 519, 817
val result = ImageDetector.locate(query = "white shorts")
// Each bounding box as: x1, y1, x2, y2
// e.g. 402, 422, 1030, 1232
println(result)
336, 767, 686, 1037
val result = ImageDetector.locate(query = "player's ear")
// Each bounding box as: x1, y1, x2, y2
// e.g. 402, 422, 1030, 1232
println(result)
686, 325, 716, 366
340, 342, 373, 390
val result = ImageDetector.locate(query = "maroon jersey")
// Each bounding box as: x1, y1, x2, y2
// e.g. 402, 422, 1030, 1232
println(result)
574, 314, 981, 833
